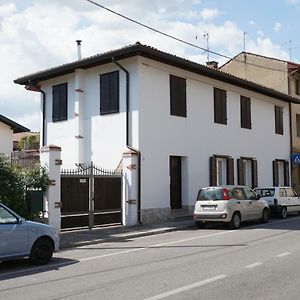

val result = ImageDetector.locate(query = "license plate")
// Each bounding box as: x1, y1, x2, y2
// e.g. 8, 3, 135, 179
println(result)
202, 205, 216, 210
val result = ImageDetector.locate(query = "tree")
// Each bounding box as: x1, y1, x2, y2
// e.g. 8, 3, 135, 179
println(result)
0, 155, 49, 218
18, 133, 40, 150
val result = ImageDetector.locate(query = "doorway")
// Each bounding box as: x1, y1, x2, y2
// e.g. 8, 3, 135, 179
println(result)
170, 156, 182, 209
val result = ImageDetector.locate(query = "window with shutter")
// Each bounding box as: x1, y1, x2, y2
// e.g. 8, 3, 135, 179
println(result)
52, 83, 67, 122
240, 96, 251, 129
296, 114, 300, 137
214, 88, 227, 125
100, 71, 119, 115
296, 79, 300, 95
170, 75, 186, 117
275, 106, 283, 135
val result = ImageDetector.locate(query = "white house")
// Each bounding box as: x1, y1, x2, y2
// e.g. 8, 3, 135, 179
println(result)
14, 42, 300, 225
0, 114, 29, 155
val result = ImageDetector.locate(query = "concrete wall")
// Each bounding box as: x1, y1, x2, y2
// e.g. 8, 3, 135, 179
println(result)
0, 122, 13, 155
138, 57, 290, 219
221, 53, 289, 94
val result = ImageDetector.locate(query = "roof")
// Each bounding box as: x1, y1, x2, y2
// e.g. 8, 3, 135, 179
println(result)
220, 51, 300, 71
0, 114, 30, 133
14, 42, 300, 105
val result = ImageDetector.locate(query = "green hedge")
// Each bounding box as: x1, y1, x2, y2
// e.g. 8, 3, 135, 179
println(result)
0, 156, 49, 219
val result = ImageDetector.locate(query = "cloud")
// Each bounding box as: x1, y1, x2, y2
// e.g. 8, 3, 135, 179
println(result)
200, 8, 220, 22
274, 22, 282, 32
0, 3, 16, 17
287, 0, 299, 4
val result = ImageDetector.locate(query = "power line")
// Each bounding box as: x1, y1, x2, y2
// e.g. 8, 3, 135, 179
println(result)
85, 0, 294, 73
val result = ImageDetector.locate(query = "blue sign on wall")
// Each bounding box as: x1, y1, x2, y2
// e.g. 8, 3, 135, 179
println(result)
291, 154, 300, 164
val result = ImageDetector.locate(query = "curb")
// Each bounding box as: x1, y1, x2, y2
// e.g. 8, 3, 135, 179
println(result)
59, 223, 195, 250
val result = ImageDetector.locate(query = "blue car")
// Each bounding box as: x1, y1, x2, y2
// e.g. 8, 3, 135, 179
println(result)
0, 202, 59, 265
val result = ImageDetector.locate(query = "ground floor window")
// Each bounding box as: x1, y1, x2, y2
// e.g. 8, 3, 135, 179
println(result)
210, 155, 234, 186
237, 157, 258, 189
273, 159, 289, 186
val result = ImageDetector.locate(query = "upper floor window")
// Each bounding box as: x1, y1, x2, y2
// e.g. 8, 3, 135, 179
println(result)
52, 83, 67, 122
100, 71, 119, 115
240, 96, 251, 129
296, 114, 300, 137
170, 75, 186, 117
275, 106, 283, 135
214, 88, 227, 125
296, 79, 300, 96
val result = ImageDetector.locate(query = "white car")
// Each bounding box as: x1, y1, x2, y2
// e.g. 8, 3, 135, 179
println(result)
0, 202, 60, 265
254, 186, 300, 219
194, 185, 269, 229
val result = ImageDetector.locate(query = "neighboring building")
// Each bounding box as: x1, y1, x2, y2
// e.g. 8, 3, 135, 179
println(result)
220, 52, 300, 192
0, 114, 29, 155
14, 43, 300, 224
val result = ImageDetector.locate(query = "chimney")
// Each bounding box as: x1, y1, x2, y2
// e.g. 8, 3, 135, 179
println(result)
76, 40, 82, 60
206, 61, 218, 69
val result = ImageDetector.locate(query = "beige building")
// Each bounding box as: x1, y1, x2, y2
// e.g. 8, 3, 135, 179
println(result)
221, 52, 300, 192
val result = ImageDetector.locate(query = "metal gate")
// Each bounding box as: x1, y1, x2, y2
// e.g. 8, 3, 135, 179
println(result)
60, 163, 122, 229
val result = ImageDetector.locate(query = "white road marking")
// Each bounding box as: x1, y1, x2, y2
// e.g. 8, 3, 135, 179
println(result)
144, 274, 227, 300
245, 262, 263, 269
276, 252, 291, 258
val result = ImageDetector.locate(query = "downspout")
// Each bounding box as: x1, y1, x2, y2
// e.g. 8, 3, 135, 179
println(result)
288, 74, 293, 186
25, 83, 46, 147
112, 58, 142, 225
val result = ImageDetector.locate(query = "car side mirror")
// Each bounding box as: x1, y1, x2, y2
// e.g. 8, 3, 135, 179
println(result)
17, 218, 24, 224
256, 194, 261, 200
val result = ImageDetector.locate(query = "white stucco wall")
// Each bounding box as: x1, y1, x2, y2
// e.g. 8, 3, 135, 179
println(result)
41, 57, 140, 170
0, 122, 13, 155
138, 57, 290, 210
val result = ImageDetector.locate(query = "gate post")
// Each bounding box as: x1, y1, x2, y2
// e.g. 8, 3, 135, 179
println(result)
40, 145, 62, 233
122, 150, 139, 226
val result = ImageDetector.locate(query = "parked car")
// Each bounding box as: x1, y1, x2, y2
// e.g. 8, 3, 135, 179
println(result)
193, 185, 269, 229
0, 202, 59, 265
254, 186, 300, 219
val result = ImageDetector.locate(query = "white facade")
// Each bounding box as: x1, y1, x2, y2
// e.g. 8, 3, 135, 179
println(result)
21, 47, 293, 224
0, 122, 13, 155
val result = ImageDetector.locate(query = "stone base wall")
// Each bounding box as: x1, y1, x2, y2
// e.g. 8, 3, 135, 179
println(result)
140, 207, 170, 224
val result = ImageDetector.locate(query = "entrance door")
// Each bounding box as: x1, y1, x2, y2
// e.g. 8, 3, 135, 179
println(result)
170, 156, 182, 209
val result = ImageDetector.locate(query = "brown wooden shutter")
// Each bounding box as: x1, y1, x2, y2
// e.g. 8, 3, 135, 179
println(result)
275, 106, 283, 135
214, 88, 227, 125
226, 157, 234, 185
210, 156, 217, 186
170, 75, 186, 117
284, 161, 290, 186
273, 160, 279, 186
251, 159, 258, 188
241, 96, 251, 129
237, 159, 245, 185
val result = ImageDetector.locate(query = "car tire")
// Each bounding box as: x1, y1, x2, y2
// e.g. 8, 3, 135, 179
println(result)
30, 238, 54, 265
229, 212, 241, 229
195, 221, 205, 229
261, 208, 270, 223
279, 206, 287, 219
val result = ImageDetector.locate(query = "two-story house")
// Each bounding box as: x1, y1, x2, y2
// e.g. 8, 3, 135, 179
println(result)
0, 114, 29, 155
14, 43, 300, 224
221, 52, 300, 192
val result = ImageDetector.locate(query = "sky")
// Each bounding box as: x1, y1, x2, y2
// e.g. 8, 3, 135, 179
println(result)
1, 0, 300, 132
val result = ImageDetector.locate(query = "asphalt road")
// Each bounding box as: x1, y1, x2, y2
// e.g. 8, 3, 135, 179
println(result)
1, 215, 300, 300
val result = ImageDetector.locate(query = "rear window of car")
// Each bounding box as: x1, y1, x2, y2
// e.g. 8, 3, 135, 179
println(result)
255, 188, 275, 197
197, 188, 224, 201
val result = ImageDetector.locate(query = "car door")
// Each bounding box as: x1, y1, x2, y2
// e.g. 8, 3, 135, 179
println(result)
244, 187, 262, 220
230, 187, 248, 220
285, 187, 299, 212
0, 205, 29, 258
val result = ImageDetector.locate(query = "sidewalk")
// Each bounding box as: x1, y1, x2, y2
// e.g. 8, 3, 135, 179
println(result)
60, 219, 195, 249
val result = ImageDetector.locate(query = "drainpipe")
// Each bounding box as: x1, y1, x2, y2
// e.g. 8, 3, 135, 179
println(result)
25, 83, 46, 147
112, 58, 142, 224
289, 102, 293, 186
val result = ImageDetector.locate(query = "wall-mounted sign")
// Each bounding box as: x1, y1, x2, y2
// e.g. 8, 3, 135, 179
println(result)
80, 179, 87, 183
291, 154, 300, 164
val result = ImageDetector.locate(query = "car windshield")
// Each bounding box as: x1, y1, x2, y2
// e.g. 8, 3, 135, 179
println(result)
197, 188, 224, 201
255, 188, 275, 197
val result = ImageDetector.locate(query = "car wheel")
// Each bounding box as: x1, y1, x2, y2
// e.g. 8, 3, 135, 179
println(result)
279, 206, 287, 219
195, 221, 205, 229
261, 208, 269, 223
30, 238, 54, 265
229, 212, 241, 229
